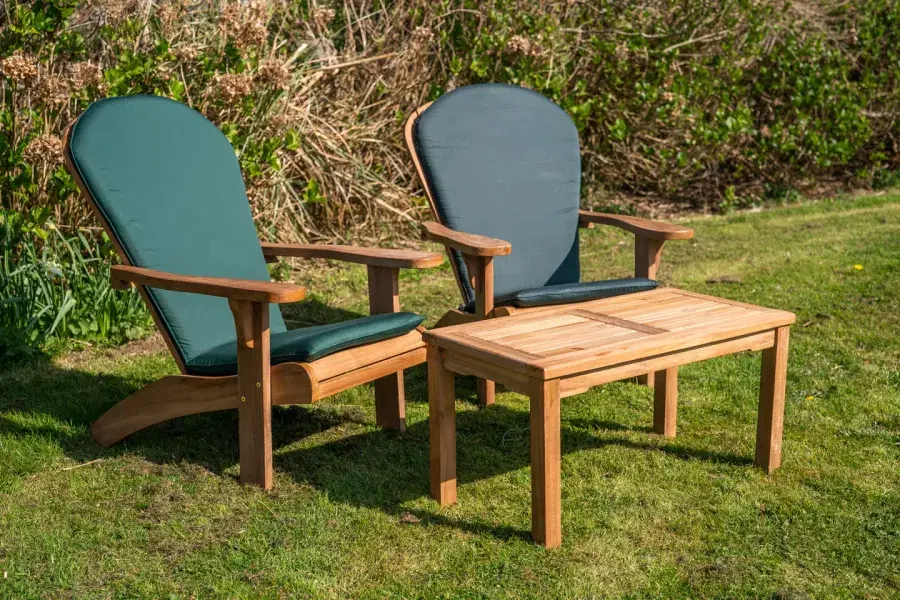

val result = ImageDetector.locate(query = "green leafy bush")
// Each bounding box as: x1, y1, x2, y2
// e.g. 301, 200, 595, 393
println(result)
0, 209, 150, 357
1, 0, 897, 355
434, 0, 900, 209
1, 0, 898, 232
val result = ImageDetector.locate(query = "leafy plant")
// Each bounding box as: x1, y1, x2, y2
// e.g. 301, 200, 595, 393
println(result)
1, 0, 899, 240
0, 212, 150, 358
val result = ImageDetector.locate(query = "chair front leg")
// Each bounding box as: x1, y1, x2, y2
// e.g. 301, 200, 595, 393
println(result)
367, 265, 407, 431
635, 236, 666, 389
466, 255, 496, 406
635, 236, 664, 281
229, 299, 273, 489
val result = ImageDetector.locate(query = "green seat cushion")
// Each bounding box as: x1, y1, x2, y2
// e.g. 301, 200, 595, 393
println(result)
186, 312, 424, 376
506, 278, 658, 308
413, 83, 582, 306
463, 279, 659, 312
67, 96, 286, 367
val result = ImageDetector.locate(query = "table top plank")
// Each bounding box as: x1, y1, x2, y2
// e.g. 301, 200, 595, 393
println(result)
534, 331, 647, 358
567, 309, 668, 334
649, 305, 750, 330
488, 319, 605, 346
518, 325, 642, 355
602, 296, 712, 319
537, 311, 792, 378
673, 288, 783, 311
477, 313, 587, 340
423, 288, 795, 379
576, 289, 685, 313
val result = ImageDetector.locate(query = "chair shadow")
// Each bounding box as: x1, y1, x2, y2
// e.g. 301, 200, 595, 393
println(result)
565, 417, 654, 435
0, 350, 752, 542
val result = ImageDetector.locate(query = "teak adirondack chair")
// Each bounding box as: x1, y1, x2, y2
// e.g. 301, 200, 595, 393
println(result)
404, 83, 694, 406
64, 95, 443, 489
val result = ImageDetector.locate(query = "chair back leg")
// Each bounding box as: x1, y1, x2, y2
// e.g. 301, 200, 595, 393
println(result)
368, 265, 408, 430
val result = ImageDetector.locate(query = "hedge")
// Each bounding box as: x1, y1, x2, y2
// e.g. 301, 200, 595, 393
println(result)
1, 0, 898, 243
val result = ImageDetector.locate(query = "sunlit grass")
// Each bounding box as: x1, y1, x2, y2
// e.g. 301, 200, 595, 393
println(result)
1, 194, 898, 598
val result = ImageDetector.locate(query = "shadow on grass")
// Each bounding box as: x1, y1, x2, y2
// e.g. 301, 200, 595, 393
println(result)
0, 321, 753, 541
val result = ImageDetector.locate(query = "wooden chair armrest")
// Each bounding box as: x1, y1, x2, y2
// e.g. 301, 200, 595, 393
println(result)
578, 210, 693, 241
421, 221, 512, 257
260, 243, 443, 269
110, 265, 306, 304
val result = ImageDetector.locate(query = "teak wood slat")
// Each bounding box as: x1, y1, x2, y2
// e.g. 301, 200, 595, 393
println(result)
578, 210, 694, 241
528, 330, 646, 358
424, 288, 795, 547
113, 265, 307, 304
316, 348, 426, 400
261, 243, 443, 270
568, 309, 668, 334
488, 319, 612, 347
310, 329, 423, 381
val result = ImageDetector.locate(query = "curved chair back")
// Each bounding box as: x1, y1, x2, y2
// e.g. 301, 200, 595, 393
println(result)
406, 83, 582, 306
65, 96, 286, 371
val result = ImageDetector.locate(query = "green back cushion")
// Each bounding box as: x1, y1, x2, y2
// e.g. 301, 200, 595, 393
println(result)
413, 83, 582, 305
68, 95, 286, 367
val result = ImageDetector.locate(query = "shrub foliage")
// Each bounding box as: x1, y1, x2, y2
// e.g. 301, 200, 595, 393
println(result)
1, 209, 151, 357
1, 0, 898, 239
1, 0, 898, 352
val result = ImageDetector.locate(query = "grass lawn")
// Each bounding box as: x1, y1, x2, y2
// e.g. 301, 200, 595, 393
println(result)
1, 194, 899, 599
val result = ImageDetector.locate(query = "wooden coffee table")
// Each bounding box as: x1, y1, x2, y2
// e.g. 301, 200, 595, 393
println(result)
423, 287, 795, 548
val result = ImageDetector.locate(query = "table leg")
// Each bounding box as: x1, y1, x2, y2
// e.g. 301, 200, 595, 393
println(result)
477, 379, 495, 406
653, 367, 678, 437
530, 379, 561, 548
756, 326, 790, 474
428, 345, 457, 505
637, 373, 655, 389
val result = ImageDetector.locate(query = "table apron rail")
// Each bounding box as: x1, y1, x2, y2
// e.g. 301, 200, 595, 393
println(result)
436, 329, 776, 398
442, 352, 533, 395
559, 330, 775, 397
